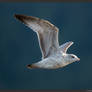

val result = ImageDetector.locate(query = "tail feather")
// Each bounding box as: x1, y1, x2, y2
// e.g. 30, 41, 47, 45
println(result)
27, 64, 39, 69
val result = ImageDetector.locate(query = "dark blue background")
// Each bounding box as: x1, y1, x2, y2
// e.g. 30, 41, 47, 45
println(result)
0, 3, 92, 89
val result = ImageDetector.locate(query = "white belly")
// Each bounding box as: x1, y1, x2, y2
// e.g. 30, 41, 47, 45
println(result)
34, 52, 68, 69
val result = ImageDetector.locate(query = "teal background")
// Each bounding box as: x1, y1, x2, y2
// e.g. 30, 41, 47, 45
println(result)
0, 3, 92, 89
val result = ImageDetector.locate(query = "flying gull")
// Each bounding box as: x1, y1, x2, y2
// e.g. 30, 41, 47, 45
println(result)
14, 14, 80, 69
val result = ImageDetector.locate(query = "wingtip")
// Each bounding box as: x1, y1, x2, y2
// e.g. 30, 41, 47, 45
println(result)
14, 14, 39, 23
14, 14, 20, 19
69, 41, 74, 45
14, 14, 23, 18
14, 14, 25, 22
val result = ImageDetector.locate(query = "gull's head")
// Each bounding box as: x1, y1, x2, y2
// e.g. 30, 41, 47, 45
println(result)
61, 41, 80, 64
63, 53, 80, 63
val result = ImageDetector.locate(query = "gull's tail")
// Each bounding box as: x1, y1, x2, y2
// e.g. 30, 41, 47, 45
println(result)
27, 64, 39, 69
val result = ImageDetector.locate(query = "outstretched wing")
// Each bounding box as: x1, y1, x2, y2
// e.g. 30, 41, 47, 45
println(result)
59, 41, 74, 53
14, 14, 59, 59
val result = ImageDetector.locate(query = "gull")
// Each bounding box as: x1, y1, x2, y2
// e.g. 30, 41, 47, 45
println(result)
14, 14, 80, 69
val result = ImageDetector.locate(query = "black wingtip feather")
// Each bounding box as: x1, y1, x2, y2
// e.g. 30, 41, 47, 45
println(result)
14, 14, 39, 22
14, 14, 26, 23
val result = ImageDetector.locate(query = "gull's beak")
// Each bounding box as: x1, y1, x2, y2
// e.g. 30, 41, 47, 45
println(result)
77, 57, 80, 61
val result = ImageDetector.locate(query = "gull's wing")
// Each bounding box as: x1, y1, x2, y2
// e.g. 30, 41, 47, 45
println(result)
59, 41, 74, 53
14, 14, 59, 59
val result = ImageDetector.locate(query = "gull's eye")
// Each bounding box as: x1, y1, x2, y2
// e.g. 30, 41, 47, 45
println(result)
71, 56, 75, 58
